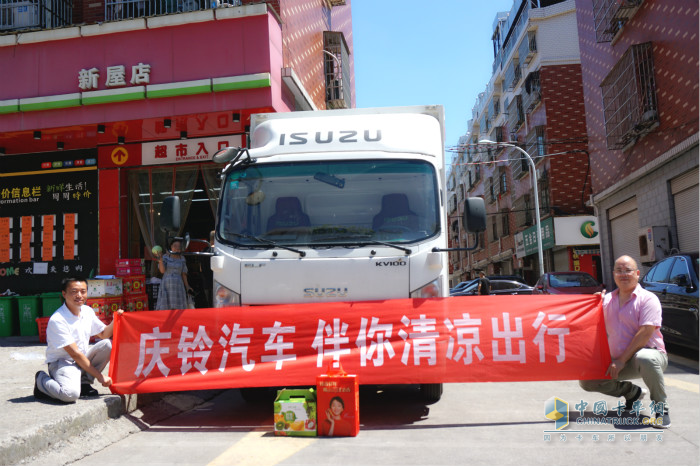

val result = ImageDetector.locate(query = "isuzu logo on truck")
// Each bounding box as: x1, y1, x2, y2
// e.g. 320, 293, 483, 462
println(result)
279, 130, 382, 145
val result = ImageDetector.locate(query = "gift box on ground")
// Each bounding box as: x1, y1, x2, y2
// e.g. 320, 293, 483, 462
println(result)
121, 275, 146, 295
124, 293, 149, 312
316, 365, 359, 437
87, 278, 123, 298
273, 388, 317, 437
87, 296, 123, 318
115, 258, 145, 267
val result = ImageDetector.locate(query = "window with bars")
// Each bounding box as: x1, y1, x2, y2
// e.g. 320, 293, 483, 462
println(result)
324, 31, 351, 109
507, 95, 525, 133
501, 209, 510, 237
600, 42, 659, 150
592, 0, 644, 43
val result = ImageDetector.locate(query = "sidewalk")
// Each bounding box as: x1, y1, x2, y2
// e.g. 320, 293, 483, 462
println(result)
0, 336, 129, 465
1, 335, 225, 466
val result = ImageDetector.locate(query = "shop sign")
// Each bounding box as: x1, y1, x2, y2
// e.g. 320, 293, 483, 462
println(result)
142, 135, 243, 165
553, 216, 600, 246
521, 217, 555, 257
78, 63, 151, 90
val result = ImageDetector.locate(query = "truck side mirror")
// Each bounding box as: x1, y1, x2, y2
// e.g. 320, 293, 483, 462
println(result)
463, 197, 486, 233
161, 196, 181, 233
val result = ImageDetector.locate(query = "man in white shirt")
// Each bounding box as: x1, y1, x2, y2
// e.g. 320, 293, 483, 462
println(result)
34, 278, 123, 403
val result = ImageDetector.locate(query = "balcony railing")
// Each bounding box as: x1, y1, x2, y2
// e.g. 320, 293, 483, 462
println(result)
0, 0, 72, 32
104, 0, 241, 21
523, 70, 541, 112
600, 42, 659, 150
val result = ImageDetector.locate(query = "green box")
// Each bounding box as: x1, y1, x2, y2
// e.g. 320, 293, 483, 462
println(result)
0, 296, 17, 337
273, 388, 317, 436
17, 296, 40, 336
40, 292, 63, 317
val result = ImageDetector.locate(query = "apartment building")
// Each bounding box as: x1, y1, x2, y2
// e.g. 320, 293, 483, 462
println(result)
449, 0, 597, 286
0, 0, 354, 295
574, 0, 698, 287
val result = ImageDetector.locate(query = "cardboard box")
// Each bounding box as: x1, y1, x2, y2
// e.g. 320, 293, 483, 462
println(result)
273, 389, 317, 437
115, 258, 145, 267
316, 370, 359, 437
87, 296, 123, 318
121, 275, 146, 295
124, 293, 149, 312
116, 265, 147, 276
87, 278, 123, 298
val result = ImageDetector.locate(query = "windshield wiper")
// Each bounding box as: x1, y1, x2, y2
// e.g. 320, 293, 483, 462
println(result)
312, 232, 412, 255
229, 233, 306, 257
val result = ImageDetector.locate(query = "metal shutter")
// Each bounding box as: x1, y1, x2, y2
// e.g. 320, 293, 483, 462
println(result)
608, 197, 641, 266
671, 168, 699, 253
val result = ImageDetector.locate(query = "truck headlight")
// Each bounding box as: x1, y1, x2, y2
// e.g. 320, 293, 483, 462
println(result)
213, 281, 241, 307
411, 278, 442, 298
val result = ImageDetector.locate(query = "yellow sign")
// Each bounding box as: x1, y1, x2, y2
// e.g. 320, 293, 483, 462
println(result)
111, 146, 129, 166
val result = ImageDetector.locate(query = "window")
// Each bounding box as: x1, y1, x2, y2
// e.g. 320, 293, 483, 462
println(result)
501, 209, 510, 236
600, 42, 659, 150
592, 0, 644, 43
324, 31, 351, 109
499, 168, 508, 194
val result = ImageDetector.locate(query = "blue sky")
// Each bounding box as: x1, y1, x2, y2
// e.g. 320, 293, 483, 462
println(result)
351, 0, 515, 160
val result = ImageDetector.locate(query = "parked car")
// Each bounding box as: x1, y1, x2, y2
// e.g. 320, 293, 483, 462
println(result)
452, 279, 533, 296
640, 253, 699, 350
450, 279, 477, 295
532, 272, 604, 295
487, 274, 528, 285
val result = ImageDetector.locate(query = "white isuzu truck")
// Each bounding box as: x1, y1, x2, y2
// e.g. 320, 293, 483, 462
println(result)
161, 105, 485, 401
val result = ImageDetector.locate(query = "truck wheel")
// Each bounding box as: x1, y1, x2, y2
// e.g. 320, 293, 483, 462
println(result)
419, 383, 443, 402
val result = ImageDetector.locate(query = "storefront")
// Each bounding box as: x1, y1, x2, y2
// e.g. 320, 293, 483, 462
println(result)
0, 6, 316, 297
515, 216, 601, 283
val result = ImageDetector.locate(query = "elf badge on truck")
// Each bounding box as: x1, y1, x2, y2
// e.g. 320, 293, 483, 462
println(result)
160, 105, 486, 402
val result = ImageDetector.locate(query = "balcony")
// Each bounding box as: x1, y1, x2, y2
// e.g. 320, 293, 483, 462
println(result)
519, 31, 537, 65
593, 0, 644, 43
600, 42, 659, 150
0, 0, 72, 32
506, 95, 525, 133
523, 71, 541, 112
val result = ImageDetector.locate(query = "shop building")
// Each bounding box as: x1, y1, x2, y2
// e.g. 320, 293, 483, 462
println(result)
573, 0, 698, 287
0, 0, 354, 296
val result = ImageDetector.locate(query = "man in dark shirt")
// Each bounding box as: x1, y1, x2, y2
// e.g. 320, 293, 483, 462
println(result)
477, 271, 490, 295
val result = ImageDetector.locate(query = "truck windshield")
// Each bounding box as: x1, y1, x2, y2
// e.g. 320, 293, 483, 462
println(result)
218, 159, 440, 247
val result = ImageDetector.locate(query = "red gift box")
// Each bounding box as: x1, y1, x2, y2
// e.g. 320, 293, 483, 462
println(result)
124, 293, 149, 312
121, 275, 146, 295
316, 364, 359, 437
86, 296, 123, 318
115, 258, 145, 267
116, 265, 146, 276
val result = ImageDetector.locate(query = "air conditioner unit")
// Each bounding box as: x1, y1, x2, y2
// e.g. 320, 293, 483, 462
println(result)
638, 226, 669, 263
12, 2, 40, 28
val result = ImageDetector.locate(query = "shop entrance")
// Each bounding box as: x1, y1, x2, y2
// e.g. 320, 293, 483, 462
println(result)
127, 163, 220, 307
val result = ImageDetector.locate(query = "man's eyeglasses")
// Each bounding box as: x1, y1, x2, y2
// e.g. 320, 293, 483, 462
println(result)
613, 268, 637, 275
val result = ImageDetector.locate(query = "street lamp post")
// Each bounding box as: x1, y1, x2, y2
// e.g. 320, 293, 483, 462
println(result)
478, 140, 545, 278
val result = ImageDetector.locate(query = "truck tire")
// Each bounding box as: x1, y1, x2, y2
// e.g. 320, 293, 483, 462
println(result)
419, 383, 443, 402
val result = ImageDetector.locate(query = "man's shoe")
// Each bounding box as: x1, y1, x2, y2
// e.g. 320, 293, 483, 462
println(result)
80, 384, 99, 397
34, 371, 51, 401
624, 385, 647, 410
653, 411, 671, 429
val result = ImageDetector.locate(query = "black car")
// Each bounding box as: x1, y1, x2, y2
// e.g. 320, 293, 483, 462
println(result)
452, 279, 533, 296
450, 279, 477, 295
487, 274, 528, 285
640, 253, 699, 350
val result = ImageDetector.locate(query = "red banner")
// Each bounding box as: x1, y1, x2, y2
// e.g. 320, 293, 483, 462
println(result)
108, 295, 610, 395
